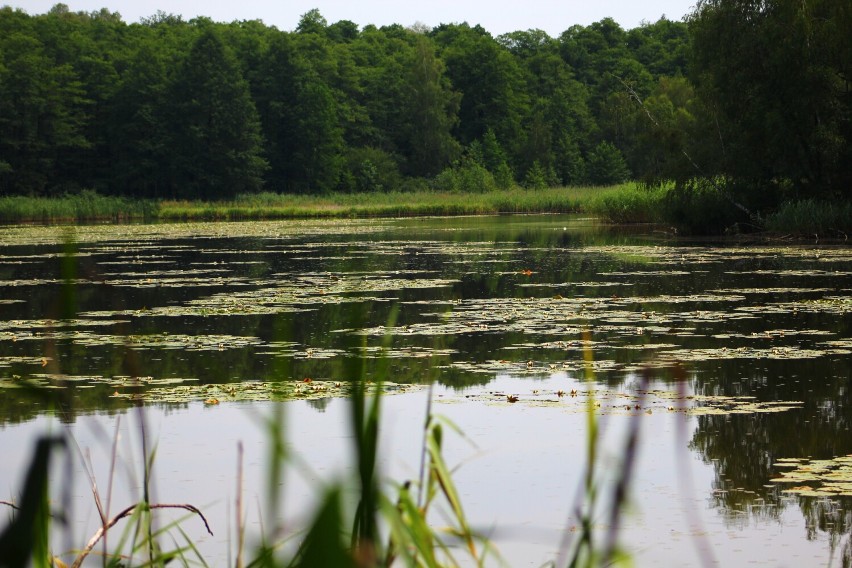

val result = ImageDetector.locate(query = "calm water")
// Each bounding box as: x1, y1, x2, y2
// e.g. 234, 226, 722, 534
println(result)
1, 215, 851, 566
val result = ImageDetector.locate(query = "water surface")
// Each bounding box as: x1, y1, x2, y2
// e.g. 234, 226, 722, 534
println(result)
1, 215, 850, 566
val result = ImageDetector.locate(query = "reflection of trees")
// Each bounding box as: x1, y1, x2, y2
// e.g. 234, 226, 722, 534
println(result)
4, 219, 852, 564
800, 499, 852, 568
688, 356, 852, 543
3, 220, 615, 422
6, 220, 852, 568
306, 398, 330, 413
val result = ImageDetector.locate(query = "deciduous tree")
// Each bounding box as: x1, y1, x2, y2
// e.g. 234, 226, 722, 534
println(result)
168, 29, 267, 198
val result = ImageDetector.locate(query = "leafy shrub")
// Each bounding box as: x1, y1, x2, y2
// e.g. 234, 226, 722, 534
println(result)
586, 142, 631, 185
342, 147, 402, 192
432, 159, 497, 193
493, 162, 516, 189
523, 161, 549, 189
660, 179, 751, 234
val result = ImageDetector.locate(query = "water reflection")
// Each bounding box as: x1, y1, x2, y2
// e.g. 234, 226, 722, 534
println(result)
1, 215, 851, 564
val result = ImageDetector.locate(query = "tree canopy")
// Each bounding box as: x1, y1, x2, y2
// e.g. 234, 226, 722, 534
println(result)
688, 0, 851, 201
0, 3, 847, 212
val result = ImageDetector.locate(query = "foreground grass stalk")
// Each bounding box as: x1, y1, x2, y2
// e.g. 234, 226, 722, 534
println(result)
560, 330, 639, 568
566, 330, 600, 568
237, 441, 246, 568
674, 376, 716, 568
601, 373, 647, 566
380, 409, 490, 568
0, 437, 64, 568
347, 306, 391, 560
70, 503, 213, 568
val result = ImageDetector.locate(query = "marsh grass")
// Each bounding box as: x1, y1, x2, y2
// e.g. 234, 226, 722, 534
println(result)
2, 186, 848, 240
584, 184, 667, 224
763, 199, 852, 238
0, 185, 638, 223
0, 190, 157, 223
158, 187, 606, 221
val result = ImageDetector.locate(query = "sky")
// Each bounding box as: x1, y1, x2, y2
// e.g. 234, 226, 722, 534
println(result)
11, 0, 697, 36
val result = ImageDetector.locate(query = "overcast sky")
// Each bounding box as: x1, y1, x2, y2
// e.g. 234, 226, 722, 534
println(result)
11, 0, 697, 36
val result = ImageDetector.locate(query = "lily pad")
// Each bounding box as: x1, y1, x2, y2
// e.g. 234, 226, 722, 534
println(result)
770, 455, 852, 496
111, 379, 421, 404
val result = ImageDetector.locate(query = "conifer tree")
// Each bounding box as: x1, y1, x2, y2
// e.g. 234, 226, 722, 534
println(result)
168, 29, 267, 198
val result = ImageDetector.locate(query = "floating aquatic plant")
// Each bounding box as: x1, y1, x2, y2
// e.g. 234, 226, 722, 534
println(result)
110, 379, 420, 404
439, 387, 803, 416
770, 456, 852, 497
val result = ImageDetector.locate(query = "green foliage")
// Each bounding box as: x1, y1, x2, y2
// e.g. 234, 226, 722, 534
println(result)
627, 17, 691, 78
106, 42, 171, 197
296, 8, 328, 35
0, 14, 89, 195
433, 158, 498, 193
168, 29, 267, 199
559, 18, 654, 113
621, 76, 699, 186
554, 135, 587, 185
689, 0, 852, 199
523, 160, 549, 189
660, 179, 752, 234
255, 33, 343, 194
400, 36, 461, 177
5, 2, 847, 232
764, 199, 852, 237
476, 129, 515, 188
342, 146, 402, 192
431, 23, 529, 149
0, 6, 691, 203
586, 142, 631, 185
353, 159, 381, 193
478, 129, 506, 171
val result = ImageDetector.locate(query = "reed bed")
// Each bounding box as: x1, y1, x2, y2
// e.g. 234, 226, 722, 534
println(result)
0, 191, 157, 223
6, 184, 845, 238
583, 184, 667, 224
763, 199, 852, 239
157, 186, 616, 221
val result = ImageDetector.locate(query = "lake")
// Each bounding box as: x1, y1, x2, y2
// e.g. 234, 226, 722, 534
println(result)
1, 214, 851, 566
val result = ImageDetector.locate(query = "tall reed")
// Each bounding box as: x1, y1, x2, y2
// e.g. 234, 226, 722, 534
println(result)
764, 199, 852, 238
0, 190, 157, 223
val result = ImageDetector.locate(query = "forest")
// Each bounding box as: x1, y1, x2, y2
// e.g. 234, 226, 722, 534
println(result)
0, 1, 849, 218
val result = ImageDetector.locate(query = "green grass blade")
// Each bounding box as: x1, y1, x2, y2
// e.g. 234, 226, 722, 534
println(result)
291, 488, 356, 568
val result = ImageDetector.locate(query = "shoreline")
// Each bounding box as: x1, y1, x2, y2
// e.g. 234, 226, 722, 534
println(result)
0, 185, 849, 239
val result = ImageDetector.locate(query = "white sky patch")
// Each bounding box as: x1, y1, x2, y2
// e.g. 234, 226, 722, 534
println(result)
13, 0, 697, 36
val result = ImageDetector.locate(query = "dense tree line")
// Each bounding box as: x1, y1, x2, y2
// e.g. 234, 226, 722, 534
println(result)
0, 2, 848, 210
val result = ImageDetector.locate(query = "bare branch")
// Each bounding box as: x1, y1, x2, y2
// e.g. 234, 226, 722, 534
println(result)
0, 501, 20, 511
617, 75, 753, 218
70, 503, 213, 568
